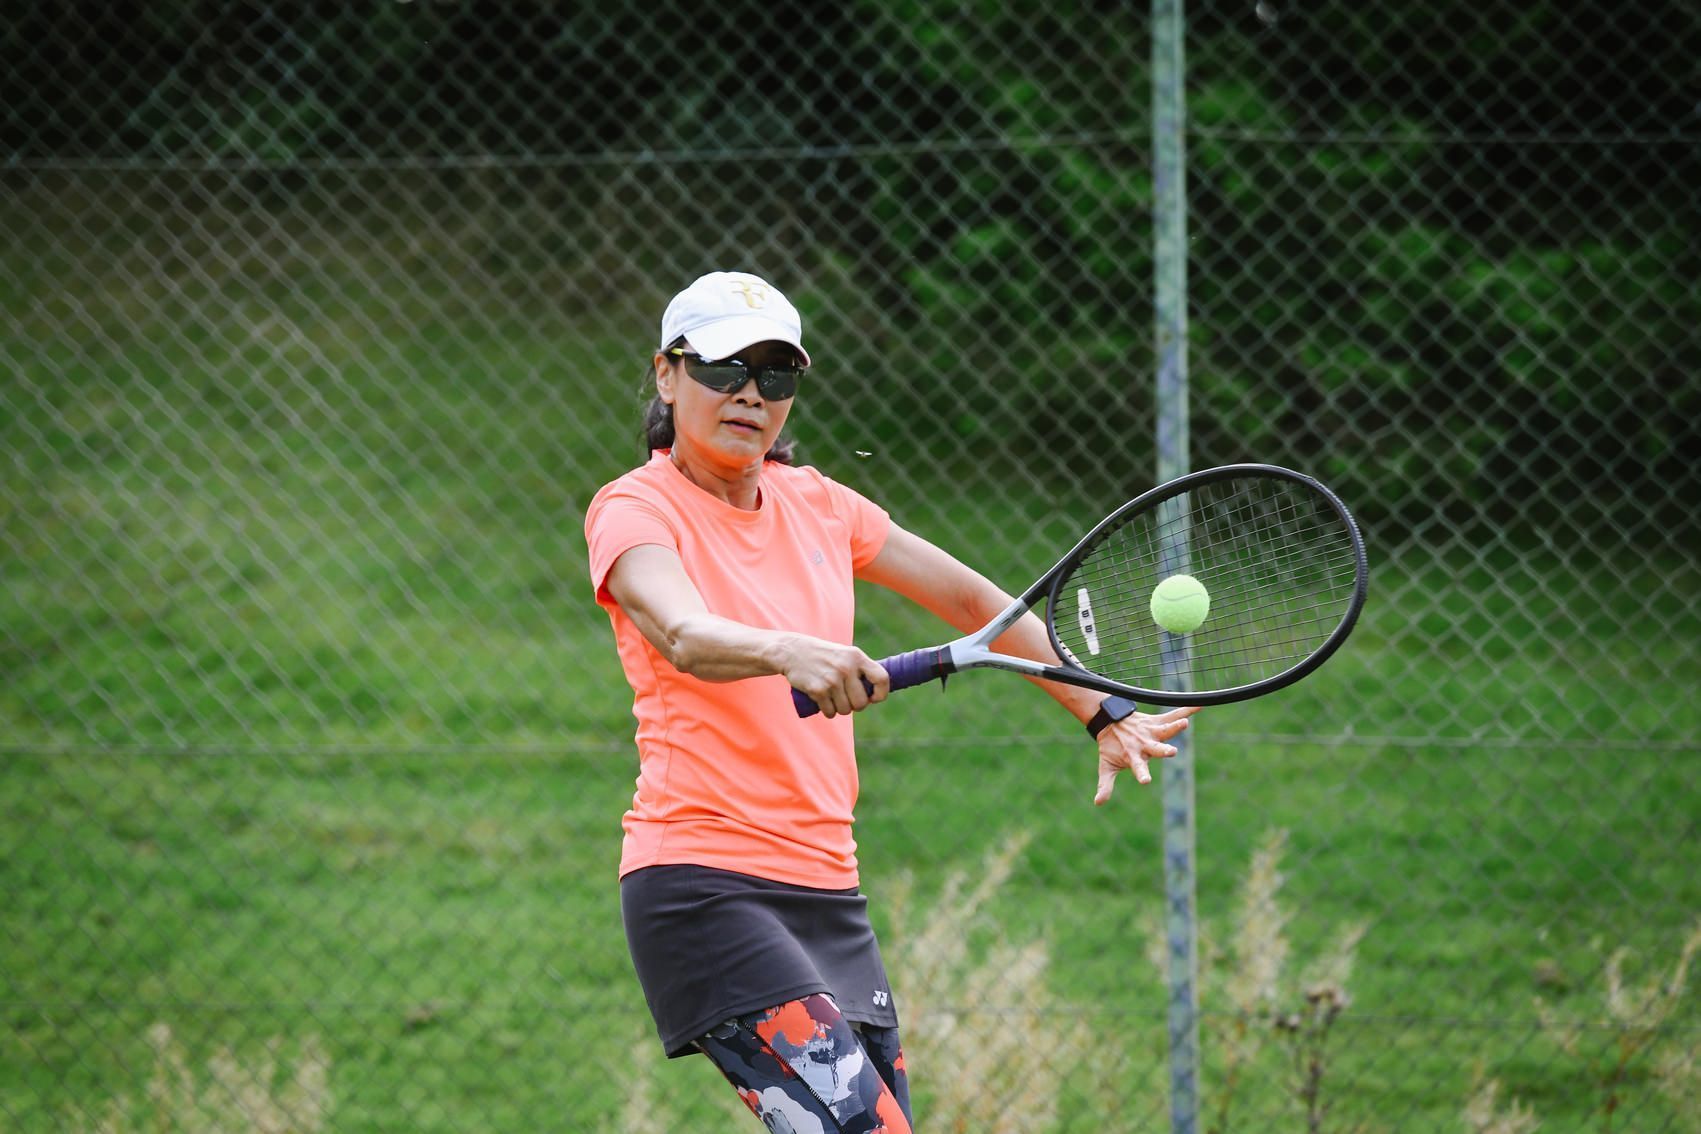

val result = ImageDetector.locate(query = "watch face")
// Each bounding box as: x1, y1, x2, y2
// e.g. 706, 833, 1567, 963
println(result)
1089, 696, 1139, 738
1104, 696, 1137, 720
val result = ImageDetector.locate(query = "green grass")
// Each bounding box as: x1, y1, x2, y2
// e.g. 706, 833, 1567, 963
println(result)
4, 191, 1699, 1130
6, 731, 1697, 1130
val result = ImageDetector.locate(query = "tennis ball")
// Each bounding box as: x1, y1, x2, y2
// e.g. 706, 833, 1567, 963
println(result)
1150, 573, 1210, 633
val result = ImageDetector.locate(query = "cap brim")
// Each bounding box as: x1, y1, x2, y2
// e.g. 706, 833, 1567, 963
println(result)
684, 315, 810, 366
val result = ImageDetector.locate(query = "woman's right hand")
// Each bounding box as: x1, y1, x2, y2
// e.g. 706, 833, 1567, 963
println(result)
779, 636, 891, 719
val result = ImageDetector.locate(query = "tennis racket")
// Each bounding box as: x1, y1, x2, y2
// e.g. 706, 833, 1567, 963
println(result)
792, 463, 1367, 716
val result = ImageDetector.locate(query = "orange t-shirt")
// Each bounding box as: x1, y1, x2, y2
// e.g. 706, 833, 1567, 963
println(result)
585, 452, 891, 888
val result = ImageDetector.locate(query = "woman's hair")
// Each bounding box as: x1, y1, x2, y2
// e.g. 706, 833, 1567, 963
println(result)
642, 338, 797, 465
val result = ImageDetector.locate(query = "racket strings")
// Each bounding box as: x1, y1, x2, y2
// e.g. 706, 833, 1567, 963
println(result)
1053, 476, 1361, 694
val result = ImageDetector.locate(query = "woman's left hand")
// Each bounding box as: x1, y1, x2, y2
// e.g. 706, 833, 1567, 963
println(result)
1094, 706, 1201, 805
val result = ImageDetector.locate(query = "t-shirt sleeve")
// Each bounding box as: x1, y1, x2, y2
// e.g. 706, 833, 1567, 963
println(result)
814, 471, 892, 570
585, 484, 679, 604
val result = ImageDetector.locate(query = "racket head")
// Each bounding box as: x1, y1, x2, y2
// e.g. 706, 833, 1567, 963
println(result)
1045, 464, 1368, 705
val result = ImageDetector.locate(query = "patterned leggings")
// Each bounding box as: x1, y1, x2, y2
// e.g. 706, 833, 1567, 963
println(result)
697, 993, 913, 1133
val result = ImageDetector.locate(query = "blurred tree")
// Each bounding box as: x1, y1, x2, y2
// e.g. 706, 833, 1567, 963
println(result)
5, 0, 1694, 531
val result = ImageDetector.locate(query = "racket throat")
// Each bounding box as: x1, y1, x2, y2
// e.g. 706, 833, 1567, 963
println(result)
929, 644, 961, 689
935, 645, 960, 688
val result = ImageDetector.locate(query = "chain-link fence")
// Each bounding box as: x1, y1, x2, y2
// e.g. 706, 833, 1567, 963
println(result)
4, 2, 1698, 1131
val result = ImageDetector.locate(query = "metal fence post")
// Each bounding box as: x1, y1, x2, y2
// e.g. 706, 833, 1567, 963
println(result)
1152, 1, 1200, 1132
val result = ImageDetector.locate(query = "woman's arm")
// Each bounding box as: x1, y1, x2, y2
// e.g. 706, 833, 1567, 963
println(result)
857, 524, 1199, 802
856, 525, 1102, 718
604, 543, 889, 718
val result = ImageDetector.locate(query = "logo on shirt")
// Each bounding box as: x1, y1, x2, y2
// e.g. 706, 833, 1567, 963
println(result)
809, 548, 825, 566
872, 989, 889, 1007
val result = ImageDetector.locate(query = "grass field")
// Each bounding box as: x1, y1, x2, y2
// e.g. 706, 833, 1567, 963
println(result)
5, 681, 1698, 1130
4, 195, 1699, 1131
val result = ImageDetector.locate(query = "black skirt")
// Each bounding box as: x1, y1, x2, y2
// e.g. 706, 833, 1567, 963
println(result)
621, 864, 900, 1057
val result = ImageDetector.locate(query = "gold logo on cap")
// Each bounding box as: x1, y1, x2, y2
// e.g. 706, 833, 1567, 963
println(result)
729, 281, 769, 309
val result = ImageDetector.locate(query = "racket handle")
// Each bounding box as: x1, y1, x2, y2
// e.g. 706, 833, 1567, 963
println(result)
790, 647, 951, 718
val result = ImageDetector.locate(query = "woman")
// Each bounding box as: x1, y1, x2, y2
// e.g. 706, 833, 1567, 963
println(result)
585, 271, 1198, 1132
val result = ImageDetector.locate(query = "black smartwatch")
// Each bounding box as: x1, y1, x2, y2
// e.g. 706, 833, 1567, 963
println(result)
1086, 695, 1139, 738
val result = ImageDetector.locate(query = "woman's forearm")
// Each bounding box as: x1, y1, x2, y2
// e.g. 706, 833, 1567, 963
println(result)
988, 606, 1102, 724
661, 612, 798, 682
921, 572, 1102, 725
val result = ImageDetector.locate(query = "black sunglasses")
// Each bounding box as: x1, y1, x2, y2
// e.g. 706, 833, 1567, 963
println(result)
669, 348, 805, 401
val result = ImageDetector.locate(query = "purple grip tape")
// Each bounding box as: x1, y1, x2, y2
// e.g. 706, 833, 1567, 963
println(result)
791, 647, 946, 718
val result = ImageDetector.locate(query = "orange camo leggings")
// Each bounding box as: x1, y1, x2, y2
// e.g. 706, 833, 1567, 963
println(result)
697, 993, 913, 1133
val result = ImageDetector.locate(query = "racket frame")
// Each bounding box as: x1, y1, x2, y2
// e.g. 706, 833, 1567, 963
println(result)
791, 463, 1368, 717
931, 463, 1368, 706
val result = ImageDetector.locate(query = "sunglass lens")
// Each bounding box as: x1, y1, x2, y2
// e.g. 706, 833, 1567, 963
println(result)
683, 356, 802, 399
757, 368, 801, 400
684, 359, 748, 392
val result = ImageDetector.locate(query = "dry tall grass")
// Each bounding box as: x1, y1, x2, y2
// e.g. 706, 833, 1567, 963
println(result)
619, 1035, 671, 1134
1534, 917, 1701, 1132
885, 831, 1091, 1134
616, 837, 1699, 1133
1653, 1041, 1701, 1133
1139, 828, 1371, 1134
1462, 1067, 1541, 1134
68, 1023, 330, 1134
891, 829, 1156, 1128
1210, 828, 1292, 1132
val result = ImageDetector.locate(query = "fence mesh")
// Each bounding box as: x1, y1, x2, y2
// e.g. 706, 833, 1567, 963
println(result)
4, 2, 1698, 1131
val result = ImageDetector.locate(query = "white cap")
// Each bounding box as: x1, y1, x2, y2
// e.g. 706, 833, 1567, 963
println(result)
659, 271, 811, 365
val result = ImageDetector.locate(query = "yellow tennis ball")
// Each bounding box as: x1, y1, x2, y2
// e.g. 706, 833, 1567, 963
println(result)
1150, 573, 1210, 633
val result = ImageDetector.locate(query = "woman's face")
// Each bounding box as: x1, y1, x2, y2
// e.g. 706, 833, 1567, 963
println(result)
656, 340, 801, 469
